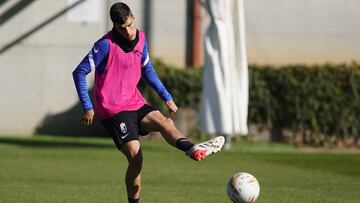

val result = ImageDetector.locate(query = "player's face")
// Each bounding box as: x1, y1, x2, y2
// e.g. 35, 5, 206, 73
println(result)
115, 16, 137, 41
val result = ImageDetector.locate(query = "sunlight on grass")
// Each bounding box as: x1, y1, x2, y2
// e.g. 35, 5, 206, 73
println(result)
0, 135, 359, 203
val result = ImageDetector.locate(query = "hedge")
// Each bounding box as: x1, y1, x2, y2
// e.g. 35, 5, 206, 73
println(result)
139, 60, 203, 112
249, 63, 360, 145
139, 60, 360, 144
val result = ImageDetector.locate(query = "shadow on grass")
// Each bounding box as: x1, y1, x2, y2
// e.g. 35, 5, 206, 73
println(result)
0, 137, 114, 149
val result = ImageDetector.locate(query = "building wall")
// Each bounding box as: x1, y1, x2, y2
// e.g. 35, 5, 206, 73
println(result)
0, 0, 359, 135
244, 0, 360, 65
114, 0, 187, 67
0, 0, 107, 135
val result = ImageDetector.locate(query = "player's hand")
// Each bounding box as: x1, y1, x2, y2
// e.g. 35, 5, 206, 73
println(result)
166, 100, 178, 114
81, 109, 94, 125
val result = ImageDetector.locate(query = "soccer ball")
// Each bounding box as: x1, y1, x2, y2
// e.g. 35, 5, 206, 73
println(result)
226, 172, 260, 203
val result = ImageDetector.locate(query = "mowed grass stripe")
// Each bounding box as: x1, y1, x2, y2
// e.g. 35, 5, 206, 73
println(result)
0, 136, 359, 203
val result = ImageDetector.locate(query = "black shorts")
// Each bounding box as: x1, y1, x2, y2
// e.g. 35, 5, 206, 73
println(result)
101, 104, 156, 150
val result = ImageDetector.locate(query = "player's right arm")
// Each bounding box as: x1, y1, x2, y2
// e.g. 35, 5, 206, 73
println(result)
72, 39, 109, 125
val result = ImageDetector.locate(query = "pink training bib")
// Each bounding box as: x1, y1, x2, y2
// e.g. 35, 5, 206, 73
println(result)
94, 31, 147, 120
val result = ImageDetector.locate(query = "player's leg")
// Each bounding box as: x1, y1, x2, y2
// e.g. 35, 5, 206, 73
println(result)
140, 110, 191, 147
140, 110, 225, 161
101, 111, 143, 203
119, 140, 142, 203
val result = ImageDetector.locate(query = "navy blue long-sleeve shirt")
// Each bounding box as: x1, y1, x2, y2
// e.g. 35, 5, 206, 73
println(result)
72, 38, 172, 111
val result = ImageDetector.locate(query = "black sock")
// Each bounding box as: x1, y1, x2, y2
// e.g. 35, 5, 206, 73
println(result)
128, 197, 139, 203
176, 137, 194, 152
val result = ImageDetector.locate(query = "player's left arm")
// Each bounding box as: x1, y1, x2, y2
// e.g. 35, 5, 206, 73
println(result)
141, 40, 178, 113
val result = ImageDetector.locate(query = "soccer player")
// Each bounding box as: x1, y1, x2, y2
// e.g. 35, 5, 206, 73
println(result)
72, 2, 224, 203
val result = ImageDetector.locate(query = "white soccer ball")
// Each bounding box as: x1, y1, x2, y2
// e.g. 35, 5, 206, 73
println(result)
226, 172, 260, 203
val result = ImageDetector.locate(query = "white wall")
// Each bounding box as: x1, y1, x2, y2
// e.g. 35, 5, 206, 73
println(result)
0, 0, 106, 135
243, 0, 360, 64
0, 0, 359, 135
110, 0, 187, 67
128, 0, 360, 66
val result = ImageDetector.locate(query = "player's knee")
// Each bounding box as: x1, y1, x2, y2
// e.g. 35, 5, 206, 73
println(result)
128, 152, 143, 169
162, 117, 175, 129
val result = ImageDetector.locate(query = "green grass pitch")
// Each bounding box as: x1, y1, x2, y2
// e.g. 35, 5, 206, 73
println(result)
0, 135, 359, 202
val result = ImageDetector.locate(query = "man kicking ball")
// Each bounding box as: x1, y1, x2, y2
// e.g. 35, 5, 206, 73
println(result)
72, 2, 224, 203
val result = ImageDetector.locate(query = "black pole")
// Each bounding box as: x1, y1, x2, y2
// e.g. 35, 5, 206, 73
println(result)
186, 0, 193, 67
143, 0, 153, 50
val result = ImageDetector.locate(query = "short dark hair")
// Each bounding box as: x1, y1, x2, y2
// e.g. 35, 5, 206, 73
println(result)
110, 2, 133, 25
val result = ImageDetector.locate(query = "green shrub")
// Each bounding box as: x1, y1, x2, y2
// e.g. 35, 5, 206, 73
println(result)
140, 60, 360, 143
248, 63, 360, 140
139, 59, 203, 112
